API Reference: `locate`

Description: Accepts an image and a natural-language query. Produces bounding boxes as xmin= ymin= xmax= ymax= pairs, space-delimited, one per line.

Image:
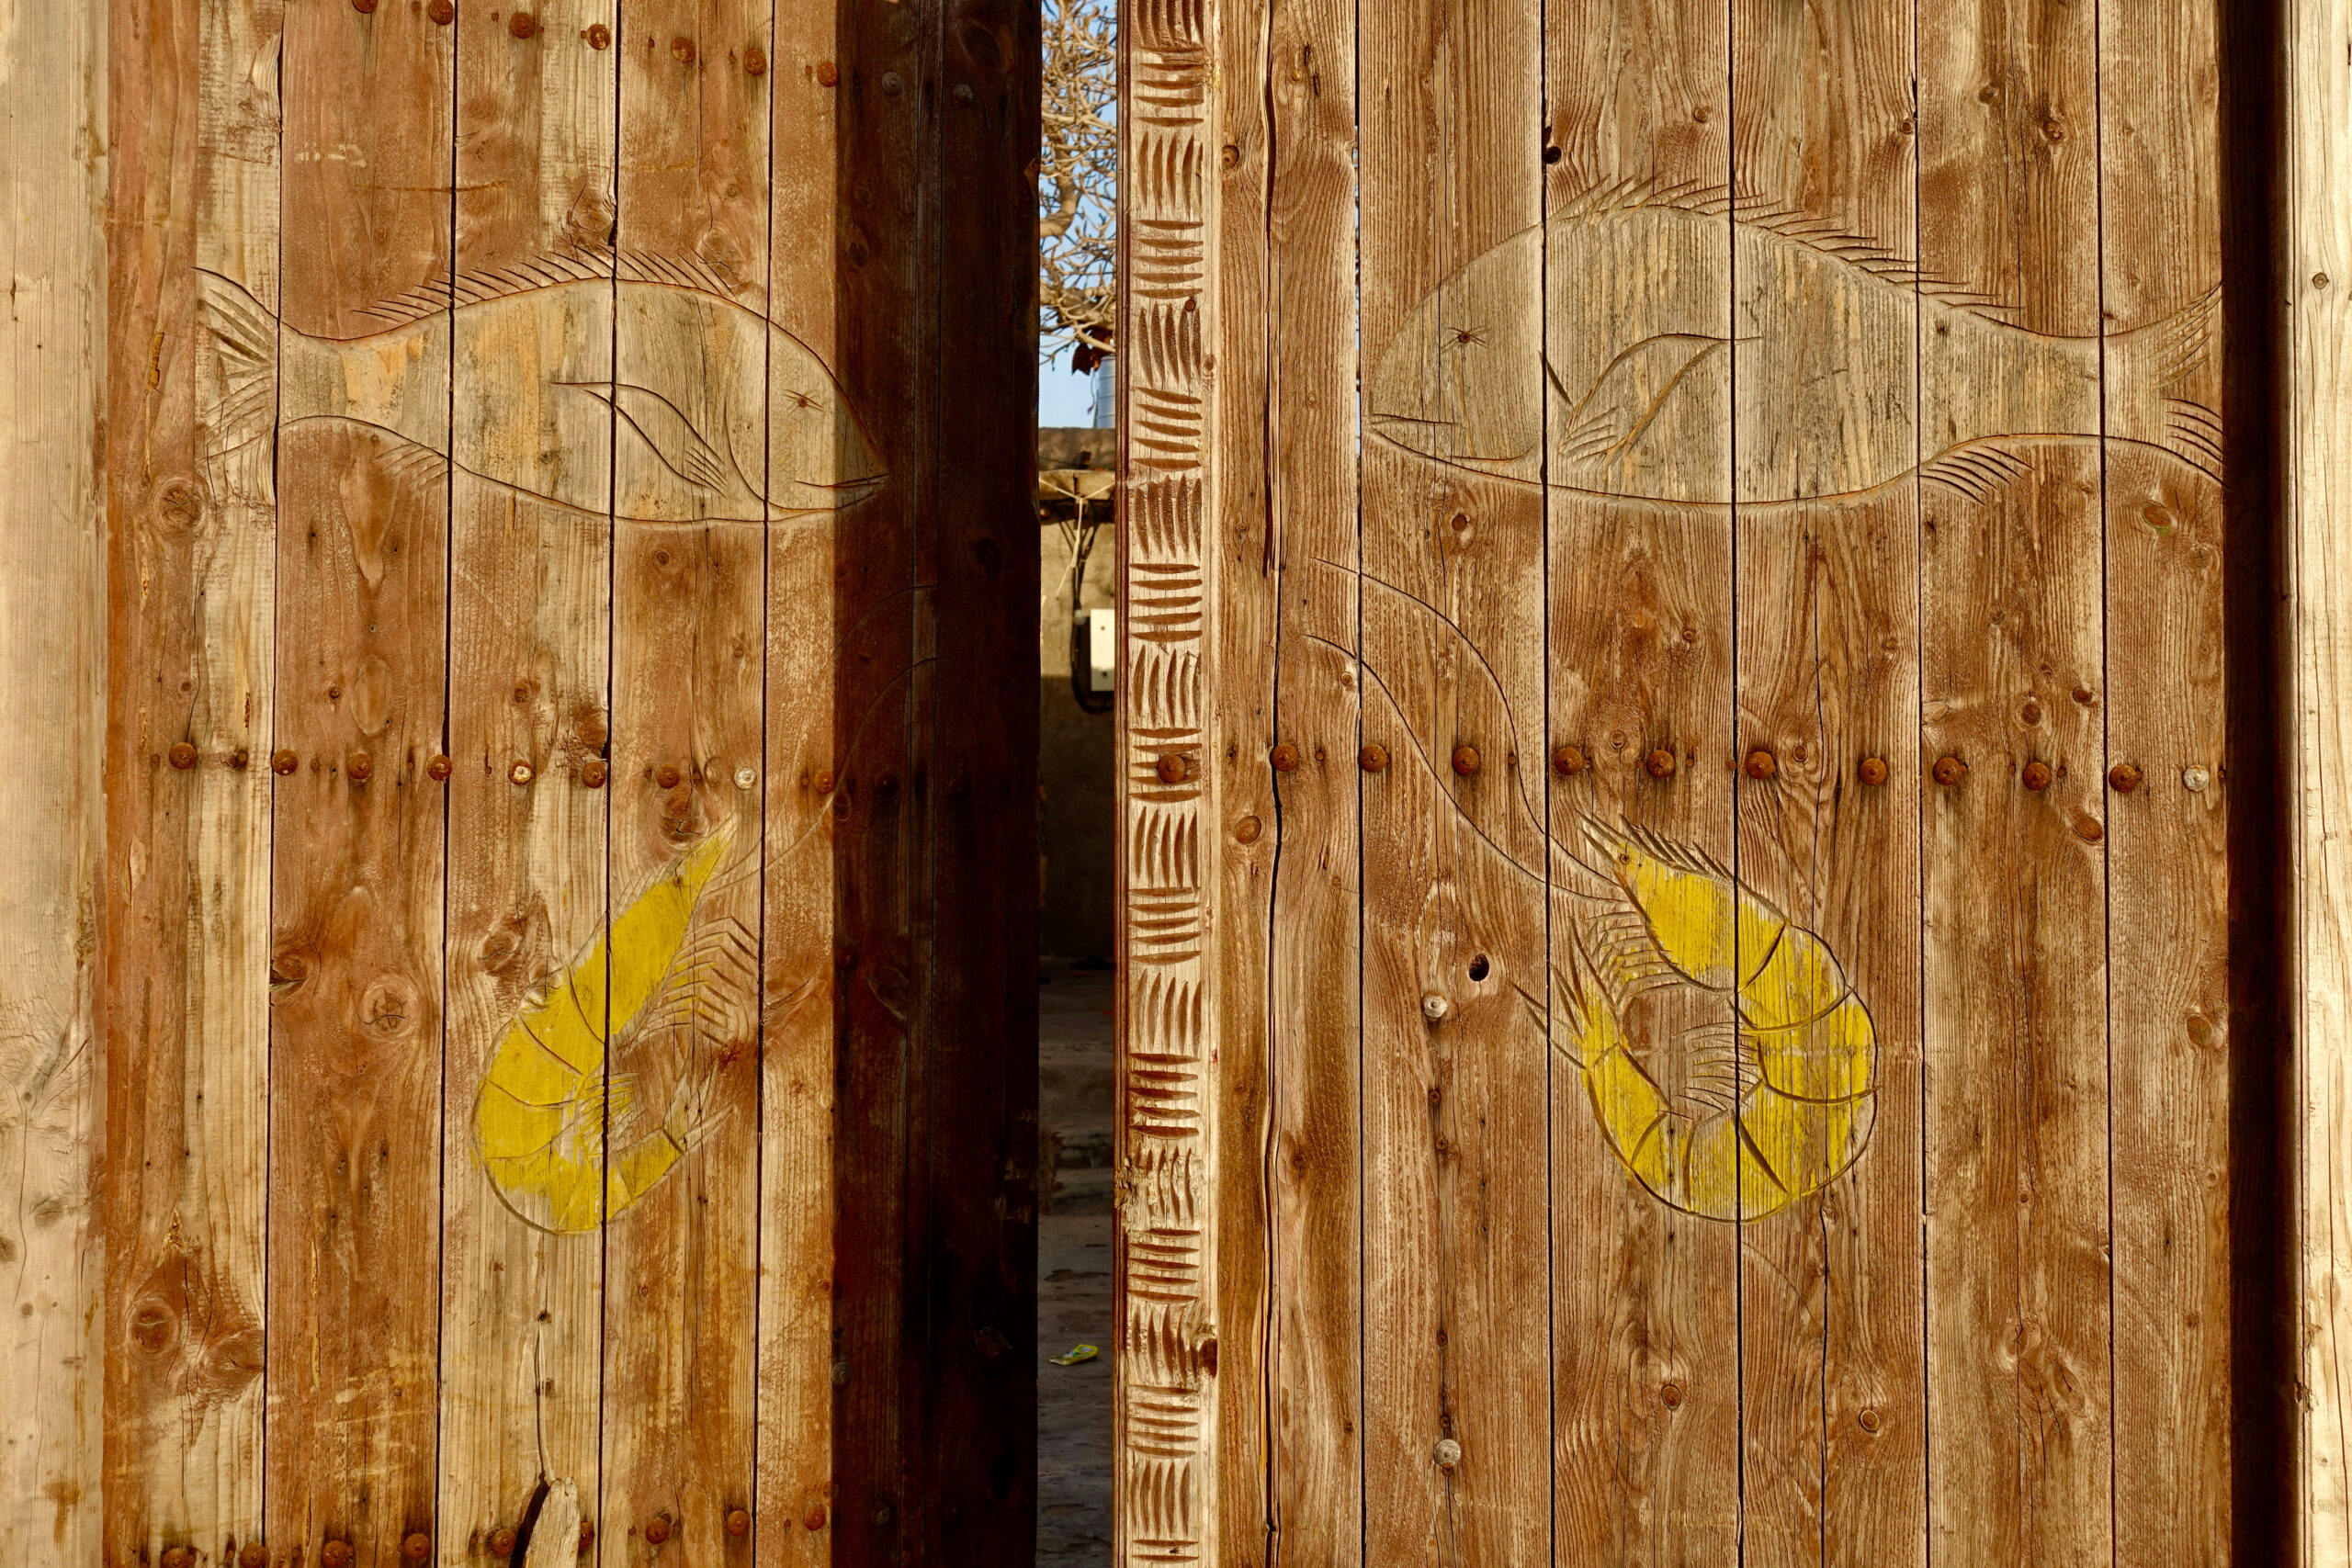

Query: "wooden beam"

xmin=2292 ymin=2 xmax=2352 ymax=1561
xmin=2 ymin=0 xmax=107 ymax=1560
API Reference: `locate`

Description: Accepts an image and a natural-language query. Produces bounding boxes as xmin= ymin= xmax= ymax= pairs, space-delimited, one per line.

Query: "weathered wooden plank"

xmin=98 ymin=0 xmax=277 ymax=1562
xmin=757 ymin=0 xmax=842 ymax=1557
xmin=1358 ymin=0 xmax=1550 ymax=1558
xmin=914 ymin=0 xmax=1040 ymax=1557
xmin=605 ymin=3 xmax=772 ymax=1556
xmin=4 ymin=0 xmax=107 ymax=1559
xmin=1544 ymin=3 xmax=1743 ymax=1560
xmin=826 ymin=0 xmax=933 ymax=1555
xmin=266 ymin=3 xmax=453 ymax=1562
xmin=2099 ymin=3 xmax=2233 ymax=1562
xmin=2291 ymin=0 xmax=2352 ymax=1559
xmin=1118 ymin=0 xmax=1226 ymax=1562
xmin=1917 ymin=2 xmax=2112 ymax=1561
xmin=1245 ymin=0 xmax=1363 ymax=1559
xmin=438 ymin=6 xmax=617 ymax=1561
xmin=1725 ymin=6 xmax=1926 ymax=1565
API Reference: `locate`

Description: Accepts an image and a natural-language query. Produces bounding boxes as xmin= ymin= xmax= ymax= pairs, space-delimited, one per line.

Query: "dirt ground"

xmin=1037 ymin=962 xmax=1116 ymax=1566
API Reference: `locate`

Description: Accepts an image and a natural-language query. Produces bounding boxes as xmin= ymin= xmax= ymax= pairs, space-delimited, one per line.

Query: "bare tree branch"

xmin=1039 ymin=0 xmax=1114 ymax=366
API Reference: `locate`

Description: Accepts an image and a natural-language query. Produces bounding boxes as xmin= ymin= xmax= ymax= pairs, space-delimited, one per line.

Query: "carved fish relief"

xmin=1367 ymin=182 xmax=2222 ymax=505
xmin=196 ymin=249 xmax=885 ymax=523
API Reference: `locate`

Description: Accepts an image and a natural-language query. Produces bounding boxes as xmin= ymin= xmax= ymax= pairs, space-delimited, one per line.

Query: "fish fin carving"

xmin=194 ymin=270 xmax=285 ymax=459
xmin=2109 ymin=285 xmax=2225 ymax=482
xmin=561 ymin=380 xmax=735 ymax=493
xmin=1549 ymin=179 xmax=2016 ymax=314
xmin=343 ymin=246 xmax=744 ymax=334
xmin=1919 ymin=440 xmax=2037 ymax=504
xmin=372 ymin=438 xmax=450 ymax=491
xmin=1549 ymin=333 xmax=1734 ymax=468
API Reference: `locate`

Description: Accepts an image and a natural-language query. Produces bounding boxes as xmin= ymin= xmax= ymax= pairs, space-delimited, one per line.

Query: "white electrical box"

xmin=1077 ymin=607 xmax=1117 ymax=695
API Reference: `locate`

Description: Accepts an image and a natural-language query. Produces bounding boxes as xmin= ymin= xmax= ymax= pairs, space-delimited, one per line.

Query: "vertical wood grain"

xmin=759 ymin=0 xmax=841 ymax=1557
xmin=5 ymin=0 xmax=107 ymax=1560
xmin=1917 ymin=2 xmax=2112 ymax=1562
xmin=266 ymin=2 xmax=453 ymax=1562
xmin=826 ymin=0 xmax=933 ymax=1553
xmin=1258 ymin=0 xmax=1363 ymax=1560
xmin=438 ymin=7 xmax=617 ymax=1561
xmin=605 ymin=3 xmax=771 ymax=1557
xmin=1726 ymin=6 xmax=1927 ymax=1565
xmin=1359 ymin=0 xmax=1551 ymax=1562
xmin=2100 ymin=2 xmax=2233 ymax=1562
xmin=1117 ymin=0 xmax=1222 ymax=1563
xmin=1545 ymin=3 xmax=1743 ymax=1560
xmin=917 ymin=0 xmax=1040 ymax=1555
xmin=99 ymin=0 xmax=277 ymax=1562
xmin=1203 ymin=0 xmax=1273 ymax=1560
xmin=2292 ymin=0 xmax=2352 ymax=1559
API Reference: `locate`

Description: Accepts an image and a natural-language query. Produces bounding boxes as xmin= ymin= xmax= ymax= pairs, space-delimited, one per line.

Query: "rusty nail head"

xmin=672 ymin=36 xmax=696 ymax=63
xmin=490 ymin=1525 xmax=518 ymax=1557
xmin=169 ymin=741 xmax=199 ymax=770
xmin=1452 ymin=745 xmax=1481 ymax=777
xmin=804 ymin=1503 xmax=829 ymax=1530
xmin=735 ymin=765 xmax=758 ymax=789
xmin=1432 ymin=1438 xmax=1463 ymax=1469
xmin=1932 ymin=755 xmax=1967 ymax=786
xmin=1858 ymin=756 xmax=1889 ymax=786
xmin=745 ymin=46 xmax=768 ymax=74
xmin=582 ymin=760 xmax=609 ymax=788
xmin=1156 ymin=752 xmax=1186 ymax=784
xmin=727 ymin=1509 xmax=752 ymax=1537
xmin=270 ymin=749 xmax=299 ymax=775
xmin=586 ymin=22 xmax=612 ymax=47
xmin=231 ymin=748 xmax=251 ymax=770
xmin=1359 ymin=743 xmax=1389 ymax=773
xmin=581 ymin=1520 xmax=596 ymax=1548
xmin=1645 ymin=749 xmax=1678 ymax=780
xmin=346 ymin=751 xmax=374 ymax=782
xmin=403 ymin=1533 xmax=432 ymax=1562
xmin=427 ymin=0 xmax=455 ymax=21
xmin=1235 ymin=815 xmax=1261 ymax=844
xmin=509 ymin=12 xmax=537 ymax=37
xmin=1858 ymin=1407 xmax=1883 ymax=1434
xmin=953 ymin=82 xmax=975 ymax=103
xmin=816 ymin=60 xmax=839 ymax=85
xmin=1421 ymin=992 xmax=1450 ymax=1022
xmin=510 ymin=761 xmax=536 ymax=786
xmin=322 ymin=1543 xmax=354 ymax=1568
xmin=1551 ymin=744 xmax=1585 ymax=776
xmin=1660 ymin=1381 xmax=1685 ymax=1409
xmin=1744 ymin=749 xmax=1777 ymax=781
xmin=2109 ymin=762 xmax=2143 ymax=794
xmin=882 ymin=71 xmax=905 ymax=95
xmin=2022 ymin=761 xmax=2053 ymax=792
xmin=656 ymin=762 xmax=684 ymax=789
xmin=351 ymin=0 xmax=377 ymax=11
xmin=426 ymin=753 xmax=453 ymax=781
xmin=163 ymin=1549 xmax=196 ymax=1568
xmin=2183 ymin=765 xmax=2212 ymax=793
xmin=813 ymin=769 xmax=836 ymax=794
xmin=646 ymin=1514 xmax=673 ymax=1544
xmin=1270 ymin=742 xmax=1299 ymax=773
xmin=240 ymin=1546 xmax=268 ymax=1568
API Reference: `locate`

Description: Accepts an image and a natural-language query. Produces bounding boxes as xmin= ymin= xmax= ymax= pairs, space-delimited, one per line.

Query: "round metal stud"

xmin=1645 ymin=749 xmax=1678 ymax=780
xmin=2022 ymin=761 xmax=2053 ymax=792
xmin=1744 ymin=749 xmax=1777 ymax=781
xmin=2109 ymin=762 xmax=2143 ymax=795
xmin=1932 ymin=755 xmax=1967 ymax=786
xmin=1858 ymin=756 xmax=1889 ymax=786
xmin=1551 ymin=744 xmax=1585 ymax=776
xmin=1359 ymin=744 xmax=1389 ymax=773
xmin=169 ymin=742 xmax=198 ymax=770
xmin=1451 ymin=745 xmax=1481 ymax=777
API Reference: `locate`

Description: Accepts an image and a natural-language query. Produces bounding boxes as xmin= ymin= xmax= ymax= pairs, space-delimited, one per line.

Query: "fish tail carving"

xmin=2109 ymin=285 xmax=2223 ymax=481
xmin=193 ymin=269 xmax=341 ymax=462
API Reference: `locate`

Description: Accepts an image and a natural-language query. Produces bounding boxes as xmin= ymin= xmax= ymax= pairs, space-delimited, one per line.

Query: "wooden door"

xmin=74 ymin=2 xmax=1035 ymax=1564
xmin=1114 ymin=0 xmax=2286 ymax=1561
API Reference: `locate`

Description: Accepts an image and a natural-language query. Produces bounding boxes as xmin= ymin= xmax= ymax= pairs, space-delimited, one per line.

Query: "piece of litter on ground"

xmin=1050 ymin=1343 xmax=1100 ymax=1366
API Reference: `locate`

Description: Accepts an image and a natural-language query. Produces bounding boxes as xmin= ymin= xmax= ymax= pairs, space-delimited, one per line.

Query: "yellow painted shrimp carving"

xmin=474 ymin=826 xmax=753 ymax=1234
xmin=1533 ymin=820 xmax=1877 ymax=1221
